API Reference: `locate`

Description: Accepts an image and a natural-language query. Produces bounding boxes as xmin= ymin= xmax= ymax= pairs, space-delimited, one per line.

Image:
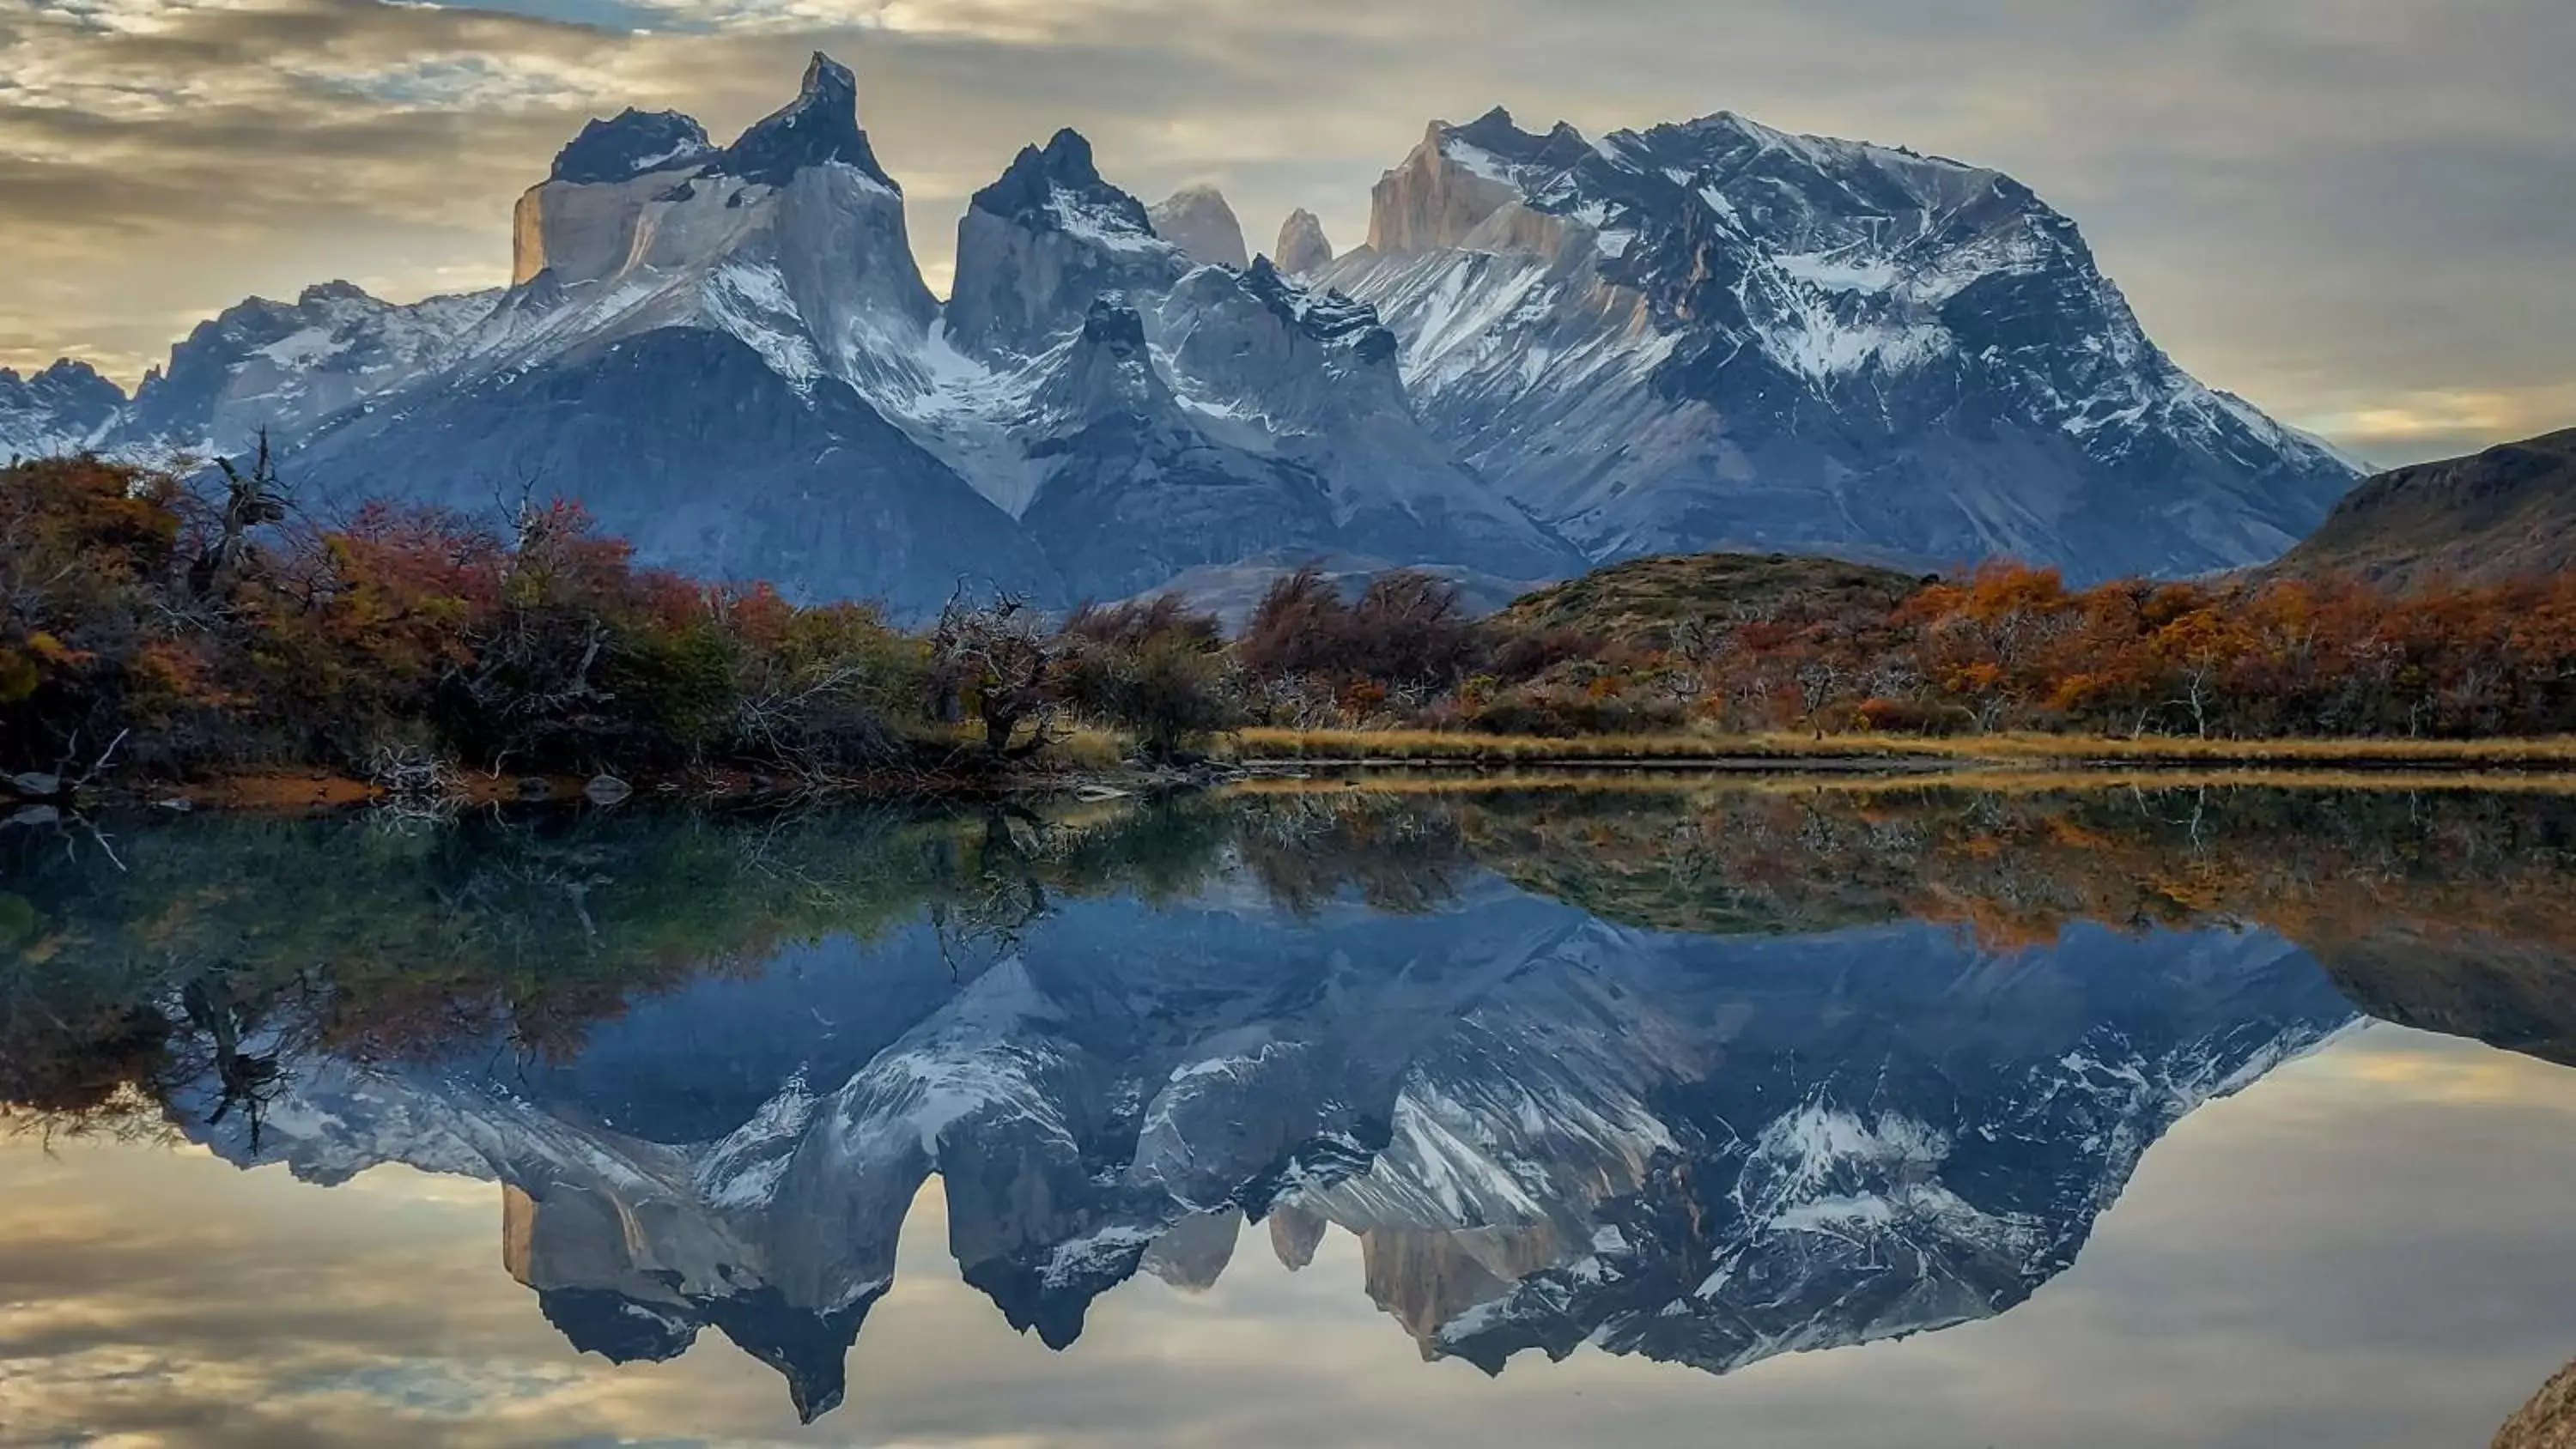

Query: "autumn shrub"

xmin=0 ymin=458 xmax=202 ymax=771
xmin=1058 ymin=595 xmax=1243 ymax=760
xmin=1853 ymin=695 xmax=1971 ymax=735
xmin=1224 ymin=555 xmax=2576 ymax=743
xmin=1465 ymin=681 xmax=1688 ymax=737
xmin=1885 ymin=563 xmax=2576 ymax=740
xmin=0 ymin=461 xmax=945 ymax=784
xmin=228 ymin=503 xmax=502 ymax=764
xmin=1237 ymin=566 xmax=1345 ymax=679
xmin=1485 ymin=626 xmax=1596 ymax=682
xmin=726 ymin=594 xmax=930 ymax=772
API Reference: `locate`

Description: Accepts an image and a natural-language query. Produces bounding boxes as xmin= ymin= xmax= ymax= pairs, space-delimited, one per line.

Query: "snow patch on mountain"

xmin=1041 ymin=1224 xmax=1162 ymax=1290
xmin=702 ymin=261 xmax=827 ymax=387
xmin=1050 ymin=192 xmax=1163 ymax=253
xmin=695 ymin=1072 xmax=823 ymax=1210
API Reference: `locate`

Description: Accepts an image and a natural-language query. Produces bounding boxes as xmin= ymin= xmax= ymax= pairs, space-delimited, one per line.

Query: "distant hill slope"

xmin=2270 ymin=428 xmax=2576 ymax=588
xmin=1492 ymin=551 xmax=1929 ymax=648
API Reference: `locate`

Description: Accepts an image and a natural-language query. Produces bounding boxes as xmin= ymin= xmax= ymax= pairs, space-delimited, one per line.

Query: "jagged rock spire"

xmin=1275 ymin=208 xmax=1334 ymax=273
xmin=717 ymin=52 xmax=898 ymax=190
xmin=543 ymin=56 xmax=897 ymax=192
xmin=945 ymin=128 xmax=1182 ymax=356
xmin=969 ymin=128 xmax=1150 ymax=235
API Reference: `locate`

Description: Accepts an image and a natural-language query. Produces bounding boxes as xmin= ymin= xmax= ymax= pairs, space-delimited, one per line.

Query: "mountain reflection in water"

xmin=5 ymin=783 xmax=2576 ymax=1429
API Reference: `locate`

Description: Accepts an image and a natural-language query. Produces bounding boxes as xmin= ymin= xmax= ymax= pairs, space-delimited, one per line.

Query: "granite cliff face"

xmin=1275 ymin=208 xmax=1337 ymax=274
xmin=1148 ymin=184 xmax=1251 ymax=270
xmin=285 ymin=54 xmax=1036 ymax=615
xmin=289 ymin=329 xmax=1054 ymax=616
xmin=497 ymin=52 xmax=939 ymax=396
xmin=6 ymin=58 xmax=2361 ymax=603
xmin=889 ymin=124 xmax=1584 ymax=587
xmin=328 ymin=64 xmax=1572 ymax=602
xmin=1005 ymin=295 xmax=1343 ymax=596
xmin=2495 ymin=1358 xmax=2576 ymax=1449
xmin=945 ymin=130 xmax=1187 ymax=360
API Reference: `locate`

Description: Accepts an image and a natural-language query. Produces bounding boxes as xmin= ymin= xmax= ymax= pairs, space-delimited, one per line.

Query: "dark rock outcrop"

xmin=712 ymin=52 xmax=899 ymax=191
xmin=549 ymin=109 xmax=713 ymax=185
xmin=945 ymin=130 xmax=1186 ymax=357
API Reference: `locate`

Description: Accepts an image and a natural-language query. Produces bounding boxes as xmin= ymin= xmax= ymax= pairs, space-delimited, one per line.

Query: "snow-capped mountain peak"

xmin=975 ymin=130 xmax=1158 ymax=247
xmin=1236 ymin=257 xmax=1396 ymax=367
xmin=944 ymin=129 xmax=1190 ymax=361
xmin=1033 ymin=294 xmax=1170 ymax=418
xmin=1321 ymin=104 xmax=2360 ymax=578
xmin=492 ymin=49 xmax=937 ymax=400
xmin=0 ymin=359 xmax=124 ymax=458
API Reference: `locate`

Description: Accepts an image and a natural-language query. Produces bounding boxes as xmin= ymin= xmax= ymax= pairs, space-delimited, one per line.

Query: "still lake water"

xmin=5 ymin=781 xmax=2576 ymax=1446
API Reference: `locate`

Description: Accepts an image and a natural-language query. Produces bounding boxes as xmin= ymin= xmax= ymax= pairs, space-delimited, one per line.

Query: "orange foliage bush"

xmin=1443 ymin=559 xmax=2576 ymax=741
xmin=0 ymin=459 xmax=933 ymax=780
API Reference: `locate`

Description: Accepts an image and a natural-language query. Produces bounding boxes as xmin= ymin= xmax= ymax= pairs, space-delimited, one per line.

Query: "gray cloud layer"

xmin=2 ymin=0 xmax=2567 ymax=464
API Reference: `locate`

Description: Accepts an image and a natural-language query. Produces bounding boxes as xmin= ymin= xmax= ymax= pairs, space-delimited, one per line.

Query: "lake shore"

xmin=27 ymin=728 xmax=2576 ymax=817
xmin=1219 ymin=728 xmax=2576 ymax=773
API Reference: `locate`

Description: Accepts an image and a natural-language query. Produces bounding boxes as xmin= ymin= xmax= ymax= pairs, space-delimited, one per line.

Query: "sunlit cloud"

xmin=2311 ymin=385 xmax=2576 ymax=450
xmin=22 ymin=0 xmax=276 ymax=36
xmin=285 ymin=51 xmax=633 ymax=112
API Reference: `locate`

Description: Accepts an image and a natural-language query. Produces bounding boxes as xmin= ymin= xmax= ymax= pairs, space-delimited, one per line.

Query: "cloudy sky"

xmin=0 ymin=0 xmax=2567 ymax=464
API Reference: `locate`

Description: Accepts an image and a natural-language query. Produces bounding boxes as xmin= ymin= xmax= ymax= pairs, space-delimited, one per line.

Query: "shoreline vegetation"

xmin=9 ymin=453 xmax=2576 ymax=815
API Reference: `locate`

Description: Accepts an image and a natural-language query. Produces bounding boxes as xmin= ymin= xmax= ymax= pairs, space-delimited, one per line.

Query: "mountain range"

xmin=1 ymin=53 xmax=2364 ymax=612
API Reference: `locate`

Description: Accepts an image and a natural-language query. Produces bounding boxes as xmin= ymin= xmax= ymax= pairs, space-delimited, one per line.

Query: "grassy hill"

xmin=2270 ymin=427 xmax=2576 ymax=588
xmin=1491 ymin=551 xmax=1931 ymax=647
